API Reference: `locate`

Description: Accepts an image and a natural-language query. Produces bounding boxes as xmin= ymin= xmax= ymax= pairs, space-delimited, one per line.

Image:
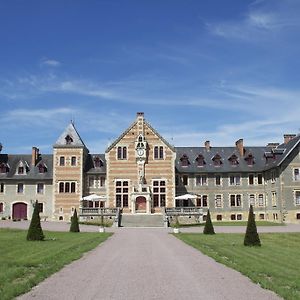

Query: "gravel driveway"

xmin=13 ymin=225 xmax=283 ymax=300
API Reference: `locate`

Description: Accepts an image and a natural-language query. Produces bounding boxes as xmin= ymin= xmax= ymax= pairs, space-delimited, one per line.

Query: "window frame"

xmin=36 ymin=183 xmax=44 ymax=194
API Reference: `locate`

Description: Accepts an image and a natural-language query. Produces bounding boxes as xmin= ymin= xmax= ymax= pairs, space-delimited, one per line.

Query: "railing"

xmin=165 ymin=207 xmax=203 ymax=215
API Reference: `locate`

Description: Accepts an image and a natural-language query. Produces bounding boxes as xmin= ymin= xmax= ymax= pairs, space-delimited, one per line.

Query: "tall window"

xmin=215 ymin=194 xmax=222 ymax=208
xmin=18 ymin=166 xmax=24 ymax=174
xmin=245 ymin=153 xmax=254 ymax=166
xmin=248 ymin=194 xmax=255 ymax=207
xmin=196 ymin=195 xmax=208 ymax=207
xmin=59 ymin=156 xmax=65 ymax=166
xmin=258 ymin=194 xmax=265 ymax=207
xmin=229 ymin=175 xmax=241 ymax=186
xmin=71 ymin=156 xmax=76 ymax=166
xmin=0 ymin=163 xmax=7 ymax=173
xmin=215 ymin=175 xmax=221 ymax=186
xmin=152 ymin=180 xmax=166 ymax=207
xmin=257 ymin=174 xmax=263 ymax=185
xmin=248 ymin=174 xmax=254 ymax=185
xmin=196 ymin=175 xmax=207 ymax=186
xmin=38 ymin=203 xmax=43 ymax=213
xmin=88 ymin=176 xmax=95 ymax=188
xmin=295 ymin=191 xmax=300 ymax=205
xmin=272 ymin=191 xmax=277 ymax=207
xmin=17 ymin=183 xmax=24 ymax=194
xmin=116 ymin=180 xmax=129 ymax=207
xmin=100 ymin=176 xmax=105 ymax=187
xmin=0 ymin=202 xmax=3 ymax=212
xmin=117 ymin=146 xmax=127 ymax=160
xmin=58 ymin=182 xmax=76 ymax=193
xmin=154 ymin=146 xmax=164 ymax=159
xmin=182 ymin=175 xmax=188 ymax=186
xmin=230 ymin=194 xmax=241 ymax=207
xmin=37 ymin=183 xmax=44 ymax=194
xmin=271 ymin=170 xmax=276 ymax=183
xmin=0 ymin=183 xmax=4 ymax=193
xmin=293 ymin=168 xmax=300 ymax=181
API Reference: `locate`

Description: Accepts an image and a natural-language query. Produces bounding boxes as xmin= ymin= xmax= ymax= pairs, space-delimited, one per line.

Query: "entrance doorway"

xmin=135 ymin=196 xmax=146 ymax=211
xmin=13 ymin=202 xmax=27 ymax=219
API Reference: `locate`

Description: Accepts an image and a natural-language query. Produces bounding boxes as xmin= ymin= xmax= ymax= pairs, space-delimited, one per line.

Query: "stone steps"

xmin=120 ymin=214 xmax=164 ymax=227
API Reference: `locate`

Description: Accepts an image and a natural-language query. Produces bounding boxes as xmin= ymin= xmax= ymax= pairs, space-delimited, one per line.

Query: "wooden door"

xmin=13 ymin=202 xmax=27 ymax=219
xmin=136 ymin=196 xmax=146 ymax=211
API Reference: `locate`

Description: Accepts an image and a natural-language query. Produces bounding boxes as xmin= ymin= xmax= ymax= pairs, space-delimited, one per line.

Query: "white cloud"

xmin=41 ymin=59 xmax=61 ymax=67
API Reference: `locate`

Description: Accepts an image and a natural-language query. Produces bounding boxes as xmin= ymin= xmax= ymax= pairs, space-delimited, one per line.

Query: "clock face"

xmin=137 ymin=149 xmax=144 ymax=156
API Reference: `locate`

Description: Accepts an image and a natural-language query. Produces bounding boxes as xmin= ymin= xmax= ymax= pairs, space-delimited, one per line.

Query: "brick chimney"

xmin=235 ymin=139 xmax=244 ymax=156
xmin=31 ymin=147 xmax=39 ymax=166
xmin=204 ymin=141 xmax=211 ymax=151
xmin=284 ymin=134 xmax=296 ymax=144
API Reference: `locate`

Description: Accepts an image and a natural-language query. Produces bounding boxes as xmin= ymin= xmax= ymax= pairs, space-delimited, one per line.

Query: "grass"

xmin=0 ymin=228 xmax=112 ymax=300
xmin=171 ymin=221 xmax=283 ymax=227
xmin=175 ymin=232 xmax=300 ymax=300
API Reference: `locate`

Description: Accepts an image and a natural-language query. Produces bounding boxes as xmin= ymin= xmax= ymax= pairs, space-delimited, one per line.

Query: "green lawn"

xmin=175 ymin=232 xmax=300 ymax=300
xmin=0 ymin=228 xmax=112 ymax=300
xmin=173 ymin=221 xmax=283 ymax=227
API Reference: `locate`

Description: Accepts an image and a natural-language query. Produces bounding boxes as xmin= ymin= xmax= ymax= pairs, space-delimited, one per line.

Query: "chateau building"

xmin=1 ymin=112 xmax=300 ymax=223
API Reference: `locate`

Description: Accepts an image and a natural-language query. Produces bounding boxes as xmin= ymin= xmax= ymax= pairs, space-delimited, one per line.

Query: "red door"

xmin=13 ymin=202 xmax=27 ymax=219
xmin=136 ymin=196 xmax=146 ymax=211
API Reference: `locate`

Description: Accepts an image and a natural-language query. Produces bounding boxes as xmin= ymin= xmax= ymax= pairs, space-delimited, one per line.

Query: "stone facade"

xmin=0 ymin=112 xmax=300 ymax=223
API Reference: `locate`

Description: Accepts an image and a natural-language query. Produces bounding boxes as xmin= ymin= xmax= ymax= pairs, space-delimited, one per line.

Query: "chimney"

xmin=266 ymin=142 xmax=280 ymax=149
xmin=284 ymin=134 xmax=296 ymax=144
xmin=235 ymin=139 xmax=244 ymax=156
xmin=204 ymin=141 xmax=211 ymax=151
xmin=31 ymin=147 xmax=39 ymax=166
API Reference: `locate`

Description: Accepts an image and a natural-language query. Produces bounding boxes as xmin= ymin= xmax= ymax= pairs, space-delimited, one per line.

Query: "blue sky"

xmin=1 ymin=0 xmax=300 ymax=154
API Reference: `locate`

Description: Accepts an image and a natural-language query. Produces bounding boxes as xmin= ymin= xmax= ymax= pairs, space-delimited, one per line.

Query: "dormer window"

xmin=212 ymin=154 xmax=222 ymax=167
xmin=264 ymin=152 xmax=275 ymax=163
xmin=180 ymin=154 xmax=190 ymax=167
xmin=0 ymin=163 xmax=8 ymax=173
xmin=94 ymin=156 xmax=103 ymax=168
xmin=65 ymin=135 xmax=73 ymax=145
xmin=228 ymin=154 xmax=239 ymax=166
xmin=18 ymin=166 xmax=24 ymax=174
xmin=37 ymin=163 xmax=47 ymax=173
xmin=195 ymin=154 xmax=205 ymax=167
xmin=245 ymin=153 xmax=254 ymax=166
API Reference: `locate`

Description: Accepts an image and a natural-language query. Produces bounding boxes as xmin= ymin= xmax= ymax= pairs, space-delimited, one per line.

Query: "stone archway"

xmin=136 ymin=196 xmax=146 ymax=212
xmin=13 ymin=202 xmax=27 ymax=219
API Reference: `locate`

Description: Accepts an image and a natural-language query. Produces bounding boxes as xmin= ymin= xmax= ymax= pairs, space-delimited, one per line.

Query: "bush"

xmin=70 ymin=208 xmax=80 ymax=232
xmin=244 ymin=205 xmax=261 ymax=246
xmin=27 ymin=200 xmax=45 ymax=241
xmin=203 ymin=209 xmax=215 ymax=234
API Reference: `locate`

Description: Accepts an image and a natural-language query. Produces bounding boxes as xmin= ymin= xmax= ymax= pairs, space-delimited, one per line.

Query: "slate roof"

xmin=0 ymin=154 xmax=53 ymax=180
xmin=175 ymin=134 xmax=300 ymax=173
xmin=85 ymin=154 xmax=106 ymax=174
xmin=53 ymin=122 xmax=87 ymax=149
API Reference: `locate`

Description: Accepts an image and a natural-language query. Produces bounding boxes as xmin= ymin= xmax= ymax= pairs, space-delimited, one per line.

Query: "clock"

xmin=137 ymin=148 xmax=144 ymax=156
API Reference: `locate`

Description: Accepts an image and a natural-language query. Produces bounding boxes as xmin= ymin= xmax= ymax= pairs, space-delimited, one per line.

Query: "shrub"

xmin=203 ymin=209 xmax=215 ymax=234
xmin=244 ymin=205 xmax=261 ymax=246
xmin=70 ymin=208 xmax=80 ymax=232
xmin=27 ymin=200 xmax=45 ymax=241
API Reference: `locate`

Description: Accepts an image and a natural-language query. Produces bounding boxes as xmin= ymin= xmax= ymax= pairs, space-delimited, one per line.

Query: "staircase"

xmin=120 ymin=214 xmax=164 ymax=227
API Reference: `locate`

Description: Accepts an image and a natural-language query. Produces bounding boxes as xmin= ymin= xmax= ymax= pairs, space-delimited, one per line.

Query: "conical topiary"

xmin=70 ymin=208 xmax=80 ymax=232
xmin=27 ymin=200 xmax=44 ymax=241
xmin=244 ymin=205 xmax=261 ymax=246
xmin=203 ymin=209 xmax=215 ymax=234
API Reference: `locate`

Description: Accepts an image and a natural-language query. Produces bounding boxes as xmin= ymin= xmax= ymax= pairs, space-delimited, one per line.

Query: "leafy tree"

xmin=244 ymin=205 xmax=261 ymax=246
xmin=203 ymin=209 xmax=215 ymax=234
xmin=27 ymin=200 xmax=44 ymax=241
xmin=70 ymin=208 xmax=80 ymax=232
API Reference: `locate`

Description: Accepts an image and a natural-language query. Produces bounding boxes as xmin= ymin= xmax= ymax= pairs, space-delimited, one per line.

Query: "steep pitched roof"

xmin=53 ymin=122 xmax=87 ymax=149
xmin=105 ymin=118 xmax=175 ymax=153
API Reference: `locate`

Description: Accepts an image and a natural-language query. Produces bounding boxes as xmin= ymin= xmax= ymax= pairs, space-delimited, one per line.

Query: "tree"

xmin=70 ymin=208 xmax=80 ymax=232
xmin=203 ymin=209 xmax=215 ymax=234
xmin=244 ymin=205 xmax=261 ymax=246
xmin=27 ymin=200 xmax=44 ymax=241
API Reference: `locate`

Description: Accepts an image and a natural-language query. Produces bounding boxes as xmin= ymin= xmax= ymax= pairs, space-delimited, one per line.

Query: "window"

xmin=249 ymin=194 xmax=255 ymax=207
xmin=293 ymin=168 xmax=300 ymax=181
xmin=258 ymin=194 xmax=265 ymax=207
xmin=0 ymin=163 xmax=7 ymax=173
xmin=231 ymin=214 xmax=236 ymax=220
xmin=259 ymin=213 xmax=265 ymax=220
xmin=117 ymin=146 xmax=127 ymax=160
xmin=180 ymin=154 xmax=190 ymax=167
xmin=237 ymin=214 xmax=242 ymax=220
xmin=196 ymin=175 xmax=207 ymax=186
xmin=245 ymin=154 xmax=254 ymax=166
xmin=59 ymin=156 xmax=65 ymax=166
xmin=230 ymin=194 xmax=241 ymax=207
xmin=0 ymin=183 xmax=4 ymax=193
xmin=37 ymin=203 xmax=43 ymax=213
xmin=65 ymin=135 xmax=73 ymax=144
xmin=229 ymin=175 xmax=241 ymax=186
xmin=37 ymin=183 xmax=44 ymax=194
xmin=272 ymin=191 xmax=277 ymax=207
xmin=228 ymin=154 xmax=239 ymax=166
xmin=257 ymin=174 xmax=263 ymax=185
xmin=215 ymin=175 xmax=221 ymax=186
xmin=296 ymin=213 xmax=300 ymax=220
xmin=182 ymin=175 xmax=188 ymax=186
xmin=18 ymin=166 xmax=24 ymax=174
xmin=248 ymin=174 xmax=254 ymax=185
xmin=94 ymin=157 xmax=103 ymax=168
xmin=58 ymin=182 xmax=76 ymax=193
xmin=17 ymin=183 xmax=24 ymax=194
xmin=295 ymin=191 xmax=300 ymax=205
xmin=154 ymin=146 xmax=164 ymax=159
xmin=175 ymin=175 xmax=179 ymax=186
xmin=196 ymin=195 xmax=208 ymax=207
xmin=212 ymin=154 xmax=222 ymax=167
xmin=89 ymin=176 xmax=95 ymax=188
xmin=196 ymin=154 xmax=205 ymax=167
xmin=115 ymin=180 xmax=129 ymax=207
xmin=38 ymin=163 xmax=46 ymax=173
xmin=217 ymin=214 xmax=222 ymax=221
xmin=100 ymin=176 xmax=105 ymax=187
xmin=215 ymin=194 xmax=223 ymax=208
xmin=0 ymin=202 xmax=3 ymax=212
xmin=152 ymin=180 xmax=166 ymax=207
xmin=271 ymin=170 xmax=276 ymax=183
xmin=71 ymin=156 xmax=76 ymax=166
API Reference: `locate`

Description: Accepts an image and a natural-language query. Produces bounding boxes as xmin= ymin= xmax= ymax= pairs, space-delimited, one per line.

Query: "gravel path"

xmin=15 ymin=227 xmax=282 ymax=300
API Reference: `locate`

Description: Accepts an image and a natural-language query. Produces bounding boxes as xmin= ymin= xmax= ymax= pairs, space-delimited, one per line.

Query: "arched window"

xmin=71 ymin=182 xmax=76 ymax=193
xmin=59 ymin=182 xmax=64 ymax=193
